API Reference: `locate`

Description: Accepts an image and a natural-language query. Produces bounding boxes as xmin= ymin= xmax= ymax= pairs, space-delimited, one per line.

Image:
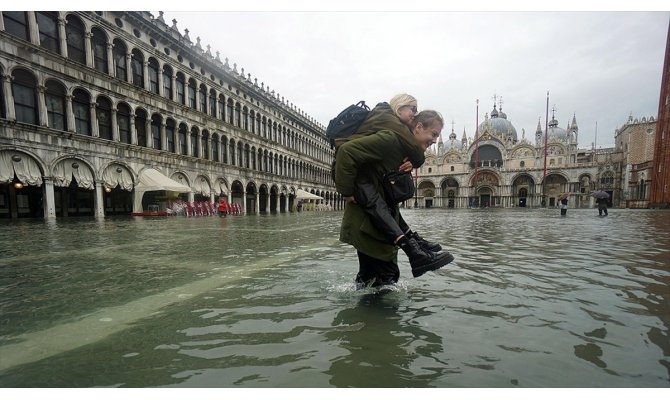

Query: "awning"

xmin=136 ymin=168 xmax=192 ymax=192
xmin=133 ymin=168 xmax=191 ymax=212
xmin=295 ymin=188 xmax=323 ymax=200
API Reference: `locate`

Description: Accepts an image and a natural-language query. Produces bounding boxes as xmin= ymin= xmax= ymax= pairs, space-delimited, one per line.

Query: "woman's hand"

xmin=398 ymin=157 xmax=413 ymax=172
xmin=344 ymin=196 xmax=357 ymax=204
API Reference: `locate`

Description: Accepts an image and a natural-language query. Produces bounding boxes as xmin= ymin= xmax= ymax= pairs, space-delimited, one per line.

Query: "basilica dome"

xmin=478 ymin=105 xmax=518 ymax=142
xmin=546 ymin=115 xmax=568 ymax=140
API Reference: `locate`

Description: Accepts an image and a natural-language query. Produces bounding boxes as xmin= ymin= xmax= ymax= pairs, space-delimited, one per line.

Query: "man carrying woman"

xmin=335 ymin=94 xmax=454 ymax=288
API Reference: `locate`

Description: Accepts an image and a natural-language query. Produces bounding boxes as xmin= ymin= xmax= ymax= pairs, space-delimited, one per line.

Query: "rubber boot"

xmin=407 ymin=230 xmax=442 ymax=252
xmin=397 ymin=236 xmax=454 ymax=278
xmin=354 ymin=180 xmax=405 ymax=242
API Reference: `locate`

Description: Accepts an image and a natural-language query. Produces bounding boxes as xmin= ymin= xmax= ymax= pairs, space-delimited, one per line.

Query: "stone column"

xmin=0 ymin=12 xmax=5 ymax=30
xmin=142 ymin=61 xmax=149 ymax=89
xmin=188 ymin=191 xmax=194 ymax=203
xmin=157 ymin=61 xmax=163 ymax=97
xmin=264 ymin=193 xmax=270 ymax=213
xmin=111 ymin=107 xmax=119 ymax=142
xmin=90 ymin=102 xmax=98 ymax=137
xmin=58 ymin=17 xmax=67 ymax=58
xmin=144 ymin=118 xmax=151 ymax=148
xmin=27 ymin=11 xmax=40 ymax=46
xmin=160 ymin=121 xmax=166 ymax=151
xmin=37 ymin=84 xmax=48 ymax=126
xmin=94 ymin=181 xmax=105 ymax=219
xmin=2 ymin=74 xmax=16 ymax=121
xmin=106 ymin=43 xmax=114 ymax=75
xmin=65 ymin=94 xmax=75 ymax=132
xmin=185 ymin=130 xmax=192 ymax=156
xmin=125 ymin=53 xmax=132 ymax=83
xmin=43 ymin=177 xmax=56 ymax=219
xmin=171 ymin=74 xmax=177 ymax=101
xmin=84 ymin=31 xmax=93 ymax=68
xmin=130 ymin=113 xmax=137 ymax=145
xmin=255 ymin=192 xmax=260 ymax=214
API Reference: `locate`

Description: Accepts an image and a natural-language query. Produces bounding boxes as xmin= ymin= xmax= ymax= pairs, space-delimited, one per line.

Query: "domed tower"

xmin=478 ymin=103 xmax=518 ymax=145
xmin=546 ymin=110 xmax=568 ymax=142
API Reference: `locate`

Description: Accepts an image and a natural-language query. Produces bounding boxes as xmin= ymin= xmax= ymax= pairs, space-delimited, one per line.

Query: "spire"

xmin=536 ymin=118 xmax=543 ymax=134
xmin=571 ymin=113 xmax=578 ymax=129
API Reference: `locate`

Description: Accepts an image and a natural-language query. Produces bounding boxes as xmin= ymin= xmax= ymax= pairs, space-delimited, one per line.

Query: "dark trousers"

xmin=355 ymin=251 xmax=400 ymax=288
xmin=560 ymin=208 xmax=567 ymax=216
xmin=598 ymin=206 xmax=608 ymax=216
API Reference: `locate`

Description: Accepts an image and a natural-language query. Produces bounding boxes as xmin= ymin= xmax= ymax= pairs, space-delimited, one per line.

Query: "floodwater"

xmin=0 ymin=208 xmax=669 ymax=388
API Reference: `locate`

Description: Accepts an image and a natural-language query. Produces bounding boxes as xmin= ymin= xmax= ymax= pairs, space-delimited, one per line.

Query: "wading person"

xmin=336 ymin=108 xmax=454 ymax=288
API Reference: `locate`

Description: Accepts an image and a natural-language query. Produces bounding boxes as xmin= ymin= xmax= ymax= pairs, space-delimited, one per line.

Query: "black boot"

xmin=397 ymin=236 xmax=454 ymax=278
xmin=408 ymin=230 xmax=442 ymax=252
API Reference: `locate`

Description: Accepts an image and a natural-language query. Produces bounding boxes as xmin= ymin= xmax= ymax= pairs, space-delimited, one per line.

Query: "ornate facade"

xmin=615 ymin=115 xmax=657 ymax=208
xmin=414 ymin=101 xmax=626 ymax=209
xmin=0 ymin=11 xmax=338 ymax=219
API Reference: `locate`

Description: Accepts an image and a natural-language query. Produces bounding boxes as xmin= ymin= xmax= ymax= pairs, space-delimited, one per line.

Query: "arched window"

xmin=131 ymin=49 xmax=144 ymax=88
xmin=12 ymin=69 xmax=37 ymax=125
xmin=235 ymin=103 xmax=241 ymax=127
xmin=229 ymin=139 xmax=236 ymax=166
xmin=201 ymin=130 xmax=209 ymax=160
xmin=65 ymin=15 xmax=86 ymax=64
xmin=135 ymin=109 xmax=147 ymax=147
xmin=45 ymin=80 xmax=66 ymax=131
xmin=148 ymin=58 xmax=159 ymax=94
xmin=187 ymin=79 xmax=197 ymax=109
xmin=176 ymin=73 xmax=186 ymax=105
xmin=212 ymin=134 xmax=219 ymax=162
xmin=117 ymin=103 xmax=131 ymax=144
xmin=96 ymin=97 xmax=112 ymax=140
xmin=113 ymin=39 xmax=127 ymax=81
xmin=3 ymin=12 xmax=29 ymax=41
xmin=199 ymin=84 xmax=207 ymax=112
xmin=36 ymin=11 xmax=59 ymax=53
xmin=244 ymin=144 xmax=250 ymax=168
xmin=151 ymin=114 xmax=161 ymax=150
xmin=256 ymin=115 xmax=261 ymax=135
xmin=209 ymin=89 xmax=217 ymax=117
xmin=218 ymin=94 xmax=225 ymax=121
xmin=72 ymin=89 xmax=91 ymax=136
xmin=250 ymin=111 xmax=256 ymax=134
xmin=227 ymin=99 xmax=234 ymax=124
xmin=237 ymin=141 xmax=243 ymax=166
xmin=190 ymin=127 xmax=199 ymax=156
xmin=162 ymin=65 xmax=173 ymax=100
xmin=91 ymin=27 xmax=108 ymax=74
xmin=178 ymin=123 xmax=187 ymax=155
xmin=222 ymin=137 xmax=228 ymax=164
xmin=243 ymin=107 xmax=249 ymax=131
xmin=166 ymin=119 xmax=176 ymax=153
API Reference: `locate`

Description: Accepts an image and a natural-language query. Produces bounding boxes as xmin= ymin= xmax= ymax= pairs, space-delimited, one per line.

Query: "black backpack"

xmin=325 ymin=101 xmax=370 ymax=149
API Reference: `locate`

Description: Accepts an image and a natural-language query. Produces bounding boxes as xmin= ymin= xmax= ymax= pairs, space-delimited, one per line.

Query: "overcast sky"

xmin=159 ymin=5 xmax=669 ymax=149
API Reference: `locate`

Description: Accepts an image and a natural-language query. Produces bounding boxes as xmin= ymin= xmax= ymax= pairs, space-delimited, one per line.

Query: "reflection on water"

xmin=0 ymin=209 xmax=668 ymax=387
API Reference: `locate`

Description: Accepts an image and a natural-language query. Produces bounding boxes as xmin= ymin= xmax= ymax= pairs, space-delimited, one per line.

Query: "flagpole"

xmin=544 ymin=90 xmax=549 ymax=179
xmin=475 ymin=99 xmax=479 ymax=181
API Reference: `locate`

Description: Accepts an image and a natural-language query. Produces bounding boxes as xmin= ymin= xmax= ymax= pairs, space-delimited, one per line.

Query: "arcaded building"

xmin=0 ymin=11 xmax=337 ymax=219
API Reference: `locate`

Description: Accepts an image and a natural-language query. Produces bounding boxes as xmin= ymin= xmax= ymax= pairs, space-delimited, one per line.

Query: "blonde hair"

xmin=389 ymin=93 xmax=417 ymax=117
xmin=412 ymin=110 xmax=444 ymax=130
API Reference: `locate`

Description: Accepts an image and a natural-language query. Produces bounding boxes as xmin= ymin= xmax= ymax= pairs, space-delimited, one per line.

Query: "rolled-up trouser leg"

xmin=354 ymin=181 xmax=405 ymax=243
